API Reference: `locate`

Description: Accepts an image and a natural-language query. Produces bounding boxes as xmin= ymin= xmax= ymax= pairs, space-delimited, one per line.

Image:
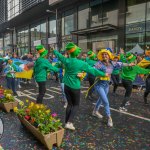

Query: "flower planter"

xmin=0 ymin=101 xmax=18 ymax=112
xmin=18 ymin=115 xmax=64 ymax=150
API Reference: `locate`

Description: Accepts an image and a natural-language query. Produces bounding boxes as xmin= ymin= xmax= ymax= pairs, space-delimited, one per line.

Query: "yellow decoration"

xmin=137 ymin=58 xmax=150 ymax=68
xmin=15 ymin=70 xmax=33 ymax=79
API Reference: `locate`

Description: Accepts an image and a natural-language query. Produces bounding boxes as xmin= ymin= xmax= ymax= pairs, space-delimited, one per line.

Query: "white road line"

xmin=81 ymin=90 xmax=87 ymax=94
xmin=50 ymin=87 xmax=61 ymax=91
xmin=110 ymin=107 xmax=150 ymax=122
xmin=14 ymin=97 xmax=21 ymax=102
xmin=24 ymin=90 xmax=37 ymax=95
xmin=92 ymin=103 xmax=150 ymax=122
xmin=47 ymin=89 xmax=61 ymax=94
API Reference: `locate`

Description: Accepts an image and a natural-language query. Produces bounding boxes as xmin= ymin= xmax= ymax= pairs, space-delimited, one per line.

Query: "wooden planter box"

xmin=18 ymin=115 xmax=64 ymax=150
xmin=0 ymin=101 xmax=18 ymax=112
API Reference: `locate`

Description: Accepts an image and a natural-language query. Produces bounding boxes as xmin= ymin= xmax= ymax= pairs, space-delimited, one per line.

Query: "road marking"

xmin=47 ymin=89 xmax=61 ymax=94
xmin=110 ymin=107 xmax=150 ymax=122
xmin=50 ymin=87 xmax=61 ymax=91
xmin=92 ymin=103 xmax=150 ymax=122
xmin=14 ymin=97 xmax=21 ymax=102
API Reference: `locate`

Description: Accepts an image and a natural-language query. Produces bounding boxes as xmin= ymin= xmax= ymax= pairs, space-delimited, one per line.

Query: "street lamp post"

xmin=46 ymin=9 xmax=58 ymax=50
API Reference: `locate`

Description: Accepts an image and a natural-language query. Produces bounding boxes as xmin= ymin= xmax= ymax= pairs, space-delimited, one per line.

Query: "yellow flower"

xmin=45 ymin=110 xmax=50 ymax=114
xmin=26 ymin=100 xmax=29 ymax=103
xmin=13 ymin=107 xmax=18 ymax=112
xmin=19 ymin=101 xmax=24 ymax=106
xmin=35 ymin=105 xmax=40 ymax=109
xmin=30 ymin=102 xmax=34 ymax=107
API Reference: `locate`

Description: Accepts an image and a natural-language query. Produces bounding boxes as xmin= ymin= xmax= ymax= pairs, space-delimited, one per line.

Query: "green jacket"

xmin=54 ymin=50 xmax=106 ymax=89
xmin=121 ymin=65 xmax=150 ymax=81
xmin=85 ymin=57 xmax=97 ymax=67
xmin=5 ymin=64 xmax=17 ymax=78
xmin=120 ymin=53 xmax=150 ymax=81
xmin=34 ymin=57 xmax=59 ymax=82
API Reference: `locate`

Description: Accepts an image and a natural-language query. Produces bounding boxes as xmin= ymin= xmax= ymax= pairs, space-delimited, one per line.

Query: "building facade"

xmin=0 ymin=0 xmax=150 ymax=56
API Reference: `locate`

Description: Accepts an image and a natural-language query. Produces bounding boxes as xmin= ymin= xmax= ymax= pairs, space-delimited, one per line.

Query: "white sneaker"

xmin=119 ymin=107 xmax=127 ymax=112
xmin=107 ymin=117 xmax=113 ymax=127
xmin=64 ymin=102 xmax=68 ymax=109
xmin=65 ymin=122 xmax=75 ymax=130
xmin=18 ymin=85 xmax=21 ymax=89
xmin=92 ymin=111 xmax=103 ymax=119
xmin=125 ymin=101 xmax=131 ymax=106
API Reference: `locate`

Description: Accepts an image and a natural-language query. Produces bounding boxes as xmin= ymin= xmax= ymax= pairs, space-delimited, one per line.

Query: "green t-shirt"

xmin=53 ymin=50 xmax=106 ymax=89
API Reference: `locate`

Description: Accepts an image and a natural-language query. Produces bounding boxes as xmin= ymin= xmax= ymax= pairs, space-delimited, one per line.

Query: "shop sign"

xmin=33 ymin=40 xmax=41 ymax=46
xmin=49 ymin=0 xmax=63 ymax=5
xmin=126 ymin=22 xmax=145 ymax=34
xmin=48 ymin=37 xmax=56 ymax=44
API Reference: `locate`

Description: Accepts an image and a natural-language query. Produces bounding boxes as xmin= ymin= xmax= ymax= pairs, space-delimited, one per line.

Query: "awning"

xmin=71 ymin=24 xmax=117 ymax=35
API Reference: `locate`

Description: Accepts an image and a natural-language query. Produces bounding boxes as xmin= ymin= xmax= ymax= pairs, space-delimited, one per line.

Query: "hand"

xmin=105 ymin=73 xmax=111 ymax=77
xmin=128 ymin=63 xmax=135 ymax=66
xmin=10 ymin=71 xmax=16 ymax=73
xmin=77 ymin=73 xmax=83 ymax=78
xmin=120 ymin=48 xmax=124 ymax=54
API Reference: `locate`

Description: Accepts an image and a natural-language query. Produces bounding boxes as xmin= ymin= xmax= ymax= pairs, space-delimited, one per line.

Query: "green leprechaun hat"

xmin=126 ymin=52 xmax=136 ymax=63
xmin=65 ymin=42 xmax=81 ymax=57
xmin=87 ymin=50 xmax=96 ymax=60
xmin=36 ymin=45 xmax=48 ymax=57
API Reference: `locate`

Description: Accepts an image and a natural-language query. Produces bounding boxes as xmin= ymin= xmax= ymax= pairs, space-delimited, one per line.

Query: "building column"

xmin=118 ymin=0 xmax=126 ymax=51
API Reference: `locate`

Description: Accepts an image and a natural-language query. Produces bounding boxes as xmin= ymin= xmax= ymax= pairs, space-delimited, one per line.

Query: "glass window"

xmin=62 ymin=15 xmax=65 ymax=36
xmin=90 ymin=0 xmax=102 ymax=27
xmin=64 ymin=9 xmax=74 ymax=35
xmin=126 ymin=33 xmax=145 ymax=51
xmin=146 ymin=32 xmax=150 ymax=48
xmin=41 ymin=22 xmax=46 ymax=39
xmin=102 ymin=0 xmax=118 ymax=26
xmin=35 ymin=24 xmax=41 ymax=40
xmin=126 ymin=0 xmax=146 ymax=24
xmin=49 ymin=18 xmax=56 ymax=37
xmin=78 ymin=3 xmax=89 ymax=29
xmin=7 ymin=0 xmax=20 ymax=20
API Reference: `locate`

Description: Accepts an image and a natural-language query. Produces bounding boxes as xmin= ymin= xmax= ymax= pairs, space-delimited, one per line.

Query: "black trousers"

xmin=64 ymin=85 xmax=80 ymax=123
xmin=144 ymin=76 xmax=150 ymax=102
xmin=88 ymin=74 xmax=95 ymax=96
xmin=120 ymin=79 xmax=133 ymax=107
xmin=111 ymin=74 xmax=120 ymax=93
xmin=37 ymin=81 xmax=46 ymax=104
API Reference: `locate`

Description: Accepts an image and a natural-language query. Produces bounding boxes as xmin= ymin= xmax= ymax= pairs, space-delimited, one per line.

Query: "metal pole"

xmin=56 ymin=9 xmax=58 ymax=50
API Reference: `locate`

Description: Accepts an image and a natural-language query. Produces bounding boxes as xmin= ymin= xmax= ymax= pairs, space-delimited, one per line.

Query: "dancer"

xmin=119 ymin=51 xmax=150 ymax=111
xmin=53 ymin=42 xmax=108 ymax=130
xmin=34 ymin=45 xmax=59 ymax=104
xmin=138 ymin=49 xmax=150 ymax=104
xmin=93 ymin=49 xmax=135 ymax=127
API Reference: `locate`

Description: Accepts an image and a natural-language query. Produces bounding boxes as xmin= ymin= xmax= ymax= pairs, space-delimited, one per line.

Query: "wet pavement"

xmin=0 ymin=80 xmax=150 ymax=150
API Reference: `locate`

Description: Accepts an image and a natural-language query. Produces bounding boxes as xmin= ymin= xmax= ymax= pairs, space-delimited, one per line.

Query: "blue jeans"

xmin=6 ymin=77 xmax=16 ymax=93
xmin=94 ymin=81 xmax=111 ymax=117
xmin=60 ymin=83 xmax=67 ymax=102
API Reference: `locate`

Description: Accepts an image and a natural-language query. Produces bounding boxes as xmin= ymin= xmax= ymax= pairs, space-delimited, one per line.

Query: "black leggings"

xmin=111 ymin=74 xmax=120 ymax=93
xmin=64 ymin=85 xmax=80 ymax=123
xmin=145 ymin=77 xmax=150 ymax=95
xmin=120 ymin=79 xmax=133 ymax=107
xmin=37 ymin=81 xmax=46 ymax=104
xmin=88 ymin=74 xmax=95 ymax=96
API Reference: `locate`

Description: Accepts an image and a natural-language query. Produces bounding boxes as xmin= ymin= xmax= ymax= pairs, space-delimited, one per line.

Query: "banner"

xmin=15 ymin=70 xmax=33 ymax=79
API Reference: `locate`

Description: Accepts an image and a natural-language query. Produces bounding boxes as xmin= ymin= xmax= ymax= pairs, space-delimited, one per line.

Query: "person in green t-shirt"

xmin=119 ymin=50 xmax=150 ymax=112
xmin=34 ymin=45 xmax=59 ymax=104
xmin=53 ymin=42 xmax=108 ymax=130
